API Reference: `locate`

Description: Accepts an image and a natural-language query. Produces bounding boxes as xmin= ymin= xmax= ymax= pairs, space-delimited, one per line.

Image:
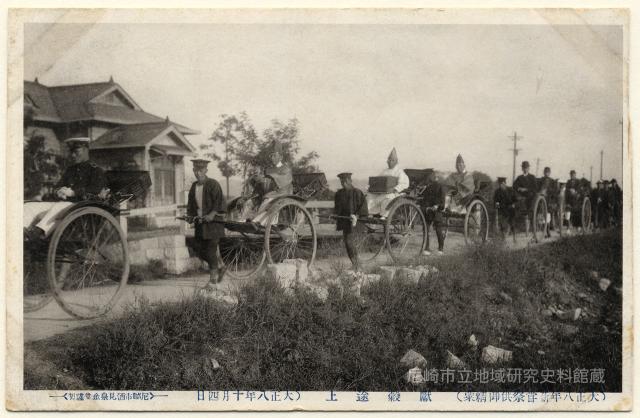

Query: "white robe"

xmin=366 ymin=165 xmax=410 ymax=216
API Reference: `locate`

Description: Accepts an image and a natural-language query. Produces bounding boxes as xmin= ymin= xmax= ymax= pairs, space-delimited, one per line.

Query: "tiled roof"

xmin=48 ymin=82 xmax=114 ymax=120
xmin=91 ymin=122 xmax=196 ymax=153
xmin=24 ymin=81 xmax=60 ymax=121
xmin=23 ymin=80 xmax=198 ymax=134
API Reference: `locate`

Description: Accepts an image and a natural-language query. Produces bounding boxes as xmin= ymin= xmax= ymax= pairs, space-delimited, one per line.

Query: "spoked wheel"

xmin=557 ymin=199 xmax=567 ymax=236
xmin=47 ymin=207 xmax=129 ymax=319
xmin=532 ymin=195 xmax=548 ymax=243
xmin=23 ymin=243 xmax=53 ymax=312
xmin=463 ymin=199 xmax=490 ymax=245
xmin=352 ymin=221 xmax=386 ymax=263
xmin=264 ymin=200 xmax=317 ymax=267
xmin=385 ymin=199 xmax=427 ymax=264
xmin=217 ymin=232 xmax=266 ymax=280
xmin=581 ymin=197 xmax=592 ymax=233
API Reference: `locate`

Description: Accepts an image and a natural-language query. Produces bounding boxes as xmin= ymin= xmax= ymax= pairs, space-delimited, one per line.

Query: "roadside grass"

xmin=25 ymin=230 xmax=622 ymax=392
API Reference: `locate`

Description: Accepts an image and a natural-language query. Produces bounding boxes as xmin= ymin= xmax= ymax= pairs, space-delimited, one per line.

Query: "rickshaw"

xmin=352 ymin=169 xmax=490 ymax=264
xmin=495 ymin=184 xmax=549 ymax=243
xmin=23 ymin=171 xmax=148 ymax=319
xmin=558 ymin=178 xmax=592 ymax=235
xmin=184 ymin=172 xmax=320 ymax=280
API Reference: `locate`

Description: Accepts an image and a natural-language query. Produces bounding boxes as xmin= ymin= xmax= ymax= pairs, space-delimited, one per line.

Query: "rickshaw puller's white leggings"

xmin=24 ymin=201 xmax=73 ymax=236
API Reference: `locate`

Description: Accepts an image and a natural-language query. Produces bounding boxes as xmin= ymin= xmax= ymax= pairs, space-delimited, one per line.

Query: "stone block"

xmin=446 ymin=350 xmax=467 ymax=369
xmin=400 ymin=349 xmax=428 ymax=369
xmin=282 ymin=258 xmax=309 ymax=282
xmin=165 ymin=258 xmax=191 ymax=275
xmin=165 ymin=247 xmax=191 ymax=260
xmin=397 ymin=268 xmax=423 ymax=284
xmin=158 ymin=234 xmax=186 ymax=248
xmin=598 ymin=278 xmax=611 ymax=291
xmin=267 ymin=263 xmax=299 ymax=287
xmin=146 ymin=248 xmax=165 ymax=261
xmin=137 ymin=237 xmax=159 ymax=250
xmin=379 ymin=266 xmax=399 ymax=281
xmin=481 ymin=345 xmax=512 ymax=364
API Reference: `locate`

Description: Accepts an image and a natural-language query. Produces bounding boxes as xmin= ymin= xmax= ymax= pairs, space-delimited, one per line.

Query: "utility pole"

xmin=590 ymin=166 xmax=593 ymax=183
xmin=600 ymin=150 xmax=604 ymax=180
xmin=535 ymin=158 xmax=541 ymax=176
xmin=508 ymin=131 xmax=523 ymax=185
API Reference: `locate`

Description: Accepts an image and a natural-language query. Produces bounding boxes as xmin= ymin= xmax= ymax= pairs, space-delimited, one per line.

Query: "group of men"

xmin=24 ymin=137 xmax=624 ymax=287
xmin=334 ymin=149 xmax=478 ymax=268
xmin=493 ymin=161 xmax=623 ymax=238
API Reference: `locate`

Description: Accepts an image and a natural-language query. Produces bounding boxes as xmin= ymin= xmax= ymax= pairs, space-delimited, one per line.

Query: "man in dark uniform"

xmin=592 ymin=180 xmax=604 ymax=229
xmin=187 ymin=158 xmax=227 ymax=288
xmin=419 ymin=170 xmax=446 ymax=255
xmin=513 ymin=160 xmax=537 ymax=235
xmin=24 ymin=137 xmax=108 ymax=241
xmin=610 ymin=179 xmax=622 ymax=226
xmin=601 ymin=179 xmax=612 ymax=228
xmin=493 ymin=176 xmax=516 ymax=241
xmin=537 ymin=167 xmax=556 ymax=237
xmin=334 ymin=172 xmax=368 ymax=270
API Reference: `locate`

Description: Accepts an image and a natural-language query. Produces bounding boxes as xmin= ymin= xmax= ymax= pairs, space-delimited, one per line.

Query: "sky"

xmin=24 ymin=22 xmax=624 ymax=185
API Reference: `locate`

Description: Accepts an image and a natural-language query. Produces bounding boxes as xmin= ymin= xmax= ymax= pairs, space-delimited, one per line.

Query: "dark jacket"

xmin=494 ymin=187 xmax=516 ymax=217
xmin=57 ymin=160 xmax=107 ymax=201
xmin=334 ymin=187 xmax=368 ymax=232
xmin=513 ymin=173 xmax=537 ymax=199
xmin=419 ymin=180 xmax=445 ymax=209
xmin=187 ymin=177 xmax=226 ymax=239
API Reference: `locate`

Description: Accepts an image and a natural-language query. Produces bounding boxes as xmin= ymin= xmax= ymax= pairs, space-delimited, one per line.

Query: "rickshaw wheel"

xmin=264 ymin=200 xmax=317 ymax=267
xmin=352 ymin=222 xmax=386 ymax=263
xmin=23 ymin=244 xmax=53 ymax=312
xmin=47 ymin=207 xmax=129 ymax=319
xmin=532 ymin=195 xmax=548 ymax=243
xmin=557 ymin=199 xmax=565 ymax=237
xmin=385 ymin=199 xmax=427 ymax=263
xmin=217 ymin=233 xmax=266 ymax=280
xmin=581 ymin=197 xmax=592 ymax=233
xmin=463 ymin=199 xmax=490 ymax=245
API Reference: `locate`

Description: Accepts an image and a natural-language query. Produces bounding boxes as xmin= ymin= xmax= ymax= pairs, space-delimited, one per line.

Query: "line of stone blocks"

xmin=128 ymin=234 xmax=196 ymax=275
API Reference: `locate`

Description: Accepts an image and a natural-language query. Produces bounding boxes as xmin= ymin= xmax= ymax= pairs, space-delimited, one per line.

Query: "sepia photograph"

xmin=5 ymin=6 xmax=632 ymax=411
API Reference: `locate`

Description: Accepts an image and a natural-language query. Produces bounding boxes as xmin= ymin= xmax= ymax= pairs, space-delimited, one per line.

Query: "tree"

xmin=24 ymin=133 xmax=66 ymax=199
xmin=202 ymin=113 xmax=320 ymax=196
xmin=202 ymin=112 xmax=258 ymax=197
xmin=249 ymin=118 xmax=320 ymax=174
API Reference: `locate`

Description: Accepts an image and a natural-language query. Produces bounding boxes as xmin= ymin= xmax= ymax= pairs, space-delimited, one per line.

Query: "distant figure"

xmin=419 ymin=169 xmax=446 ymax=255
xmin=24 ymin=137 xmax=108 ymax=241
xmin=493 ymin=177 xmax=516 ymax=241
xmin=537 ymin=167 xmax=555 ymax=237
xmin=334 ymin=172 xmax=368 ymax=270
xmin=565 ymin=170 xmax=581 ymax=228
xmin=592 ymin=180 xmax=604 ymax=229
xmin=187 ymin=158 xmax=227 ymax=288
xmin=513 ymin=160 xmax=537 ymax=235
xmin=366 ymin=147 xmax=410 ymax=217
xmin=444 ymin=154 xmax=475 ymax=213
xmin=610 ymin=179 xmax=622 ymax=226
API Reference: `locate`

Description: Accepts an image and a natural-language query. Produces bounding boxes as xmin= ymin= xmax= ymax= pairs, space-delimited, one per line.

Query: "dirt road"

xmin=23 ymin=230 xmax=565 ymax=342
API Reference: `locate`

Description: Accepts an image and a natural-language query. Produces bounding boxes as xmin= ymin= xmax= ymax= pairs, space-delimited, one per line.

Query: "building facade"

xmin=24 ymin=77 xmax=198 ymax=210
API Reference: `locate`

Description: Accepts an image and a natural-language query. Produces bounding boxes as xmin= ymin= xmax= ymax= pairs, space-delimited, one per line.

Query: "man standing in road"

xmin=513 ymin=161 xmax=537 ymax=236
xmin=187 ymin=158 xmax=227 ymax=289
xmin=419 ymin=169 xmax=446 ymax=255
xmin=493 ymin=176 xmax=516 ymax=241
xmin=334 ymin=172 xmax=368 ymax=270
